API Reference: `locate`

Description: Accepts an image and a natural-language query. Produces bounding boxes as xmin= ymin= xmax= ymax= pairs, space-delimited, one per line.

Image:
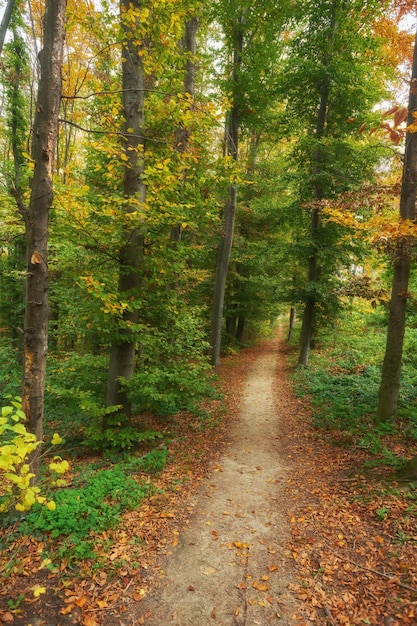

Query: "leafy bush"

xmin=0 ymin=398 xmax=68 ymax=514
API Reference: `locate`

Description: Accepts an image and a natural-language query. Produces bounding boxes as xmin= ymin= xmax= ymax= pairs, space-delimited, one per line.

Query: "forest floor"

xmin=1 ymin=334 xmax=417 ymax=625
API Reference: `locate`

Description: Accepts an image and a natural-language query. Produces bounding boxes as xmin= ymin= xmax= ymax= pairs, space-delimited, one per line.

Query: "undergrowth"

xmin=15 ymin=457 xmax=164 ymax=564
xmin=291 ymin=305 xmax=417 ymax=468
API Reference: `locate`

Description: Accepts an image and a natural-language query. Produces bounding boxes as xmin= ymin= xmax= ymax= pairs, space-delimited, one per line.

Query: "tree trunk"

xmin=287 ymin=306 xmax=296 ymax=341
xmin=236 ymin=316 xmax=245 ymax=343
xmin=298 ymin=3 xmax=337 ymax=367
xmin=0 ymin=0 xmax=15 ymax=56
xmin=169 ymin=16 xmax=198 ymax=290
xmin=225 ymin=314 xmax=237 ymax=338
xmin=210 ymin=10 xmax=245 ymax=366
xmin=105 ymin=0 xmax=146 ymax=419
xmin=376 ymin=29 xmax=417 ymax=421
xmin=22 ymin=0 xmax=66 ymax=479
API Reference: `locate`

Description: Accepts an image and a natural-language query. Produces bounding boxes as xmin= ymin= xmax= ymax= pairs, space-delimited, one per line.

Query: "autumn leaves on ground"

xmin=1 ymin=337 xmax=417 ymax=626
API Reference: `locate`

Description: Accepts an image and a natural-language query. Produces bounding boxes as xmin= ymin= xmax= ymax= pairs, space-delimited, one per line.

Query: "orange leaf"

xmin=253 ymin=581 xmax=270 ymax=591
xmin=31 ymin=251 xmax=42 ymax=265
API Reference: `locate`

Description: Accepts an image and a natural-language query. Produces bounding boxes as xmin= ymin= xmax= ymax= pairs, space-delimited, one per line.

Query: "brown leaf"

xmin=60 ymin=604 xmax=75 ymax=615
xmin=30 ymin=251 xmax=42 ymax=265
xmin=211 ymin=607 xmax=217 ymax=618
xmin=253 ymin=581 xmax=270 ymax=591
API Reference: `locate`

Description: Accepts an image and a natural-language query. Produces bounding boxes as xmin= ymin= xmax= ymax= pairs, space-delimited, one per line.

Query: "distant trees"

xmin=280 ymin=0 xmax=391 ymax=366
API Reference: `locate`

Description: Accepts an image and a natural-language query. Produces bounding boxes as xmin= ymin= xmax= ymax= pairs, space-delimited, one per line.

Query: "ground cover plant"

xmin=291 ymin=303 xmax=417 ymax=469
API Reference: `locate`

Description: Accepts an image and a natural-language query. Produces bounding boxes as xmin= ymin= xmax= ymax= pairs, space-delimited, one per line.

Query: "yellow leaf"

xmin=32 ymin=585 xmax=47 ymax=597
xmin=49 ymin=457 xmax=69 ymax=474
xmin=51 ymin=433 xmax=63 ymax=445
xmin=46 ymin=500 xmax=56 ymax=511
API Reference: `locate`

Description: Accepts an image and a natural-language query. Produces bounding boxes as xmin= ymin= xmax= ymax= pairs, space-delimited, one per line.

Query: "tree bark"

xmin=376 ymin=29 xmax=417 ymax=421
xmin=210 ymin=10 xmax=245 ymax=367
xmin=105 ymin=0 xmax=146 ymax=419
xmin=22 ymin=0 xmax=66 ymax=478
xmin=169 ymin=16 xmax=198 ymax=291
xmin=0 ymin=0 xmax=15 ymax=57
xmin=298 ymin=3 xmax=337 ymax=367
xmin=287 ymin=306 xmax=296 ymax=341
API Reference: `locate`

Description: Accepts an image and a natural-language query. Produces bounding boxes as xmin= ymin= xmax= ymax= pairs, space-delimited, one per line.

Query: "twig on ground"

xmin=325 ymin=543 xmax=417 ymax=593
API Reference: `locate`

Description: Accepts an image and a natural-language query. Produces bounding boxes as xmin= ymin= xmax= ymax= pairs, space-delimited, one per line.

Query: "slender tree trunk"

xmin=105 ymin=0 xmax=146 ymax=418
xmin=169 ymin=16 xmax=198 ymax=290
xmin=298 ymin=3 xmax=337 ymax=367
xmin=0 ymin=0 xmax=15 ymax=56
xmin=287 ymin=306 xmax=296 ymax=341
xmin=210 ymin=10 xmax=245 ymax=366
xmin=236 ymin=316 xmax=245 ymax=343
xmin=22 ymin=0 xmax=66 ymax=479
xmin=225 ymin=314 xmax=237 ymax=338
xmin=376 ymin=29 xmax=417 ymax=421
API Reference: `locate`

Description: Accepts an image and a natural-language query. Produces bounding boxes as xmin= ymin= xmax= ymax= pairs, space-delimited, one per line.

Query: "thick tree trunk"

xmin=210 ymin=10 xmax=245 ymax=366
xmin=376 ymin=29 xmax=417 ymax=421
xmin=22 ymin=0 xmax=66 ymax=478
xmin=105 ymin=0 xmax=146 ymax=418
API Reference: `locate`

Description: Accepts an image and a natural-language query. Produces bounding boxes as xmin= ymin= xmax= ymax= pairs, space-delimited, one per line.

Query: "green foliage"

xmin=0 ymin=340 xmax=21 ymax=403
xmin=85 ymin=412 xmax=163 ymax=452
xmin=23 ymin=466 xmax=153 ymax=561
xmin=292 ymin=306 xmax=417 ymax=466
xmin=126 ymin=310 xmax=217 ymax=417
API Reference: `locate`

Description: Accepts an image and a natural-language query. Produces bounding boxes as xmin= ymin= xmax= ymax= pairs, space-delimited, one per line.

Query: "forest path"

xmin=135 ymin=339 xmax=307 ymax=626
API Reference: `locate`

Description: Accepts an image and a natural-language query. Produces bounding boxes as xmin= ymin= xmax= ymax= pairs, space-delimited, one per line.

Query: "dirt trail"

xmin=137 ymin=342 xmax=305 ymax=625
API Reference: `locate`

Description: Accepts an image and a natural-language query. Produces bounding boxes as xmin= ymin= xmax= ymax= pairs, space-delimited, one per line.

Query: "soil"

xmin=133 ymin=339 xmax=308 ymax=625
xmin=2 ymin=334 xmax=417 ymax=625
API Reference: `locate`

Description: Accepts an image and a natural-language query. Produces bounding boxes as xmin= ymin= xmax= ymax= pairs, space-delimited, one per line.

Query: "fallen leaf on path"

xmin=233 ymin=541 xmax=251 ymax=549
xmin=253 ymin=581 xmax=270 ymax=591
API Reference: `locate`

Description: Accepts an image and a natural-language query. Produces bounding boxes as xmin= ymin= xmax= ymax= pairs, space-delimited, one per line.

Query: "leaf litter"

xmin=0 ymin=335 xmax=416 ymax=625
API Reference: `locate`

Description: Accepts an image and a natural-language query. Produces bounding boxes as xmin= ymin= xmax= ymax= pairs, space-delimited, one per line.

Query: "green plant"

xmin=7 ymin=593 xmax=25 ymax=610
xmin=376 ymin=506 xmax=389 ymax=520
xmin=23 ymin=466 xmax=153 ymax=561
xmin=0 ymin=398 xmax=67 ymax=514
xmin=84 ymin=409 xmax=163 ymax=452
